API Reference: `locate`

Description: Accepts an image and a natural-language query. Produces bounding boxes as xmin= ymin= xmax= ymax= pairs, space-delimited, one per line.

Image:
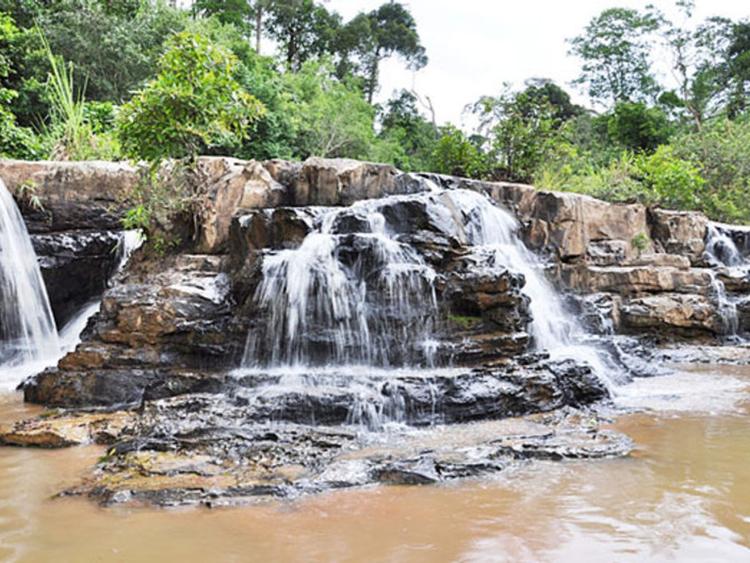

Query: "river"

xmin=1 ymin=364 xmax=749 ymax=562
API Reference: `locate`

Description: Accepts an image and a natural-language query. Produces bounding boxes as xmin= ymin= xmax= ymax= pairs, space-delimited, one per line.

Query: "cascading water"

xmin=704 ymin=224 xmax=748 ymax=338
xmin=0 ymin=173 xmax=142 ymax=390
xmin=242 ymin=202 xmax=439 ymax=368
xmin=443 ymin=189 xmax=625 ymax=386
xmin=238 ymin=183 xmax=626 ymax=429
xmin=0 ymin=179 xmax=60 ymax=387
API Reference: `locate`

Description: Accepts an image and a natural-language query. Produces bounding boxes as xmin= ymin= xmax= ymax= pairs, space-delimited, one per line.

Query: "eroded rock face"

xmin=32 ymin=230 xmax=122 ymax=326
xmin=620 ymin=293 xmax=723 ymax=337
xmin=192 ymin=157 xmax=288 ymax=254
xmin=0 ymin=160 xmax=138 ymax=233
xmin=291 ymin=157 xmax=402 ymax=206
xmin=649 ymin=208 xmax=708 ymax=264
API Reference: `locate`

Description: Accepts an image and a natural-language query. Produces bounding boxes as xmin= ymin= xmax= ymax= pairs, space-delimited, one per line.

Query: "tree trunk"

xmin=255 ymin=5 xmax=262 ymax=54
xmin=367 ymin=48 xmax=381 ymax=104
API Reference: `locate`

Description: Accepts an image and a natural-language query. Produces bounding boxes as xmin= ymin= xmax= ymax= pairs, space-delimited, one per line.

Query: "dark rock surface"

xmin=32 ymin=230 xmax=122 ymax=326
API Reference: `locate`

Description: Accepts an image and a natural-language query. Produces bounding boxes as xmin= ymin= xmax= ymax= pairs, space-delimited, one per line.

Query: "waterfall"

xmin=444 ymin=189 xmax=624 ymax=386
xmin=705 ymin=224 xmax=745 ymax=267
xmin=242 ymin=200 xmax=439 ymax=368
xmin=0 ymin=179 xmax=60 ymax=387
xmin=0 ymin=173 xmax=142 ymax=390
xmin=704 ymin=224 xmax=747 ymax=338
xmin=240 ymin=185 xmax=623 ymax=388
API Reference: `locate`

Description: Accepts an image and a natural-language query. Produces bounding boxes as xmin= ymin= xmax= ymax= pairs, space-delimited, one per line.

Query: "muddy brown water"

xmin=1 ymin=365 xmax=749 ymax=562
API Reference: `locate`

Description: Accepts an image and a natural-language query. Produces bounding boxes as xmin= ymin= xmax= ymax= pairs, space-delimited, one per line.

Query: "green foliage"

xmin=282 ymin=60 xmax=376 ymax=159
xmin=340 ymin=2 xmax=427 ymax=102
xmin=604 ymin=101 xmax=672 ymax=152
xmin=672 ymin=116 xmax=750 ymax=222
xmin=471 ymin=84 xmax=562 ymax=182
xmin=0 ymin=13 xmax=42 ymax=158
xmin=38 ymin=1 xmax=184 ymax=104
xmin=429 ymin=125 xmax=488 ymax=179
xmin=116 ymin=31 xmax=265 ymax=163
xmin=631 ymin=232 xmax=650 ymax=255
xmin=264 ymin=0 xmax=342 ymax=71
xmin=377 ymin=90 xmax=436 ymax=171
xmin=194 ymin=0 xmax=253 ymax=35
xmin=569 ymin=7 xmax=661 ymax=107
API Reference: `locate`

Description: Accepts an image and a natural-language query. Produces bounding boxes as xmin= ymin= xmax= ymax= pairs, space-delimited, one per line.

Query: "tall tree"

xmin=569 ymin=7 xmax=660 ymax=108
xmin=263 ymin=0 xmax=341 ymax=71
xmin=341 ymin=2 xmax=427 ymax=103
xmin=193 ymin=0 xmax=253 ymax=36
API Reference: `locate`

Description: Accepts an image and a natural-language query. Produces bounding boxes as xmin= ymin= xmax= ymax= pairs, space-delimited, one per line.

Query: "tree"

xmin=471 ymin=84 xmax=564 ymax=182
xmin=603 ymin=101 xmax=671 ymax=152
xmin=377 ymin=89 xmax=437 ymax=170
xmin=193 ymin=0 xmax=253 ymax=35
xmin=116 ymin=31 xmax=265 ymax=163
xmin=569 ymin=7 xmax=661 ymax=108
xmin=263 ymin=0 xmax=341 ymax=71
xmin=282 ymin=60 xmax=377 ymax=159
xmin=725 ymin=21 xmax=750 ymax=117
xmin=341 ymin=2 xmax=427 ymax=103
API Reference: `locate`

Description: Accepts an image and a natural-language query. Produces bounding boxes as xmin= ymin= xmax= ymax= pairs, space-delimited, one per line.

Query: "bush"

xmin=116 ymin=31 xmax=265 ymax=164
xmin=672 ymin=117 xmax=750 ymax=223
xmin=429 ymin=125 xmax=488 ymax=178
xmin=282 ymin=60 xmax=377 ymax=159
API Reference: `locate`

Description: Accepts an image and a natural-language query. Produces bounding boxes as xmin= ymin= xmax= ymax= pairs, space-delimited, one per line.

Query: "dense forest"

xmin=1 ymin=0 xmax=749 ymax=223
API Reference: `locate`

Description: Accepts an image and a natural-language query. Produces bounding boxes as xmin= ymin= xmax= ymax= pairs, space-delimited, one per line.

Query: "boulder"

xmin=522 ymin=191 xmax=651 ymax=262
xmin=620 ymin=293 xmax=723 ymax=336
xmin=292 ymin=157 xmax=401 ymax=206
xmin=648 ymin=208 xmax=708 ymax=264
xmin=192 ymin=157 xmax=288 ymax=253
xmin=32 ymin=230 xmax=122 ymax=326
xmin=0 ymin=160 xmax=138 ymax=233
xmin=24 ymin=254 xmax=244 ymax=407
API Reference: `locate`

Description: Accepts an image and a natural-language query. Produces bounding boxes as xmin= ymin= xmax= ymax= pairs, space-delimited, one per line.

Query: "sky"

xmin=324 ymin=0 xmax=750 ymax=126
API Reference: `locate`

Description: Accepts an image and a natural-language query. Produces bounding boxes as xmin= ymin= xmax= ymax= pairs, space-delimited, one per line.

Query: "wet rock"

xmin=711 ymin=223 xmax=750 ymax=260
xmin=13 ymin=402 xmax=629 ymax=507
xmin=655 ymin=343 xmax=750 ymax=364
xmin=575 ymin=293 xmax=622 ymax=334
xmin=32 ymin=230 xmax=122 ymax=326
xmin=738 ymin=296 xmax=750 ymax=333
xmin=0 ymin=411 xmax=134 ymax=448
xmin=24 ymin=254 xmax=244 ymax=407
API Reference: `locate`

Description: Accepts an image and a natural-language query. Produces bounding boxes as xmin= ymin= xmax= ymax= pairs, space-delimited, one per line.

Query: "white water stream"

xmin=240 ymin=184 xmax=626 ymax=396
xmin=0 ymin=179 xmax=60 ymax=388
xmin=0 ymin=176 xmax=142 ymax=390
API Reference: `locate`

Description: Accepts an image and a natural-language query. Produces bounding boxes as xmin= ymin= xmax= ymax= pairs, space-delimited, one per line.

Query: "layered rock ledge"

xmin=1 ymin=155 xmax=748 ymax=506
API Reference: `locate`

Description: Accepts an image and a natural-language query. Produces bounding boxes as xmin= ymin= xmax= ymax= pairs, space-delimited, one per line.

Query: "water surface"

xmin=1 ymin=365 xmax=748 ymax=562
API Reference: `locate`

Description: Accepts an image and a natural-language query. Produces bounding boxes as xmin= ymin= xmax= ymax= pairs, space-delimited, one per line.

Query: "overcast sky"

xmin=324 ymin=0 xmax=749 ymax=126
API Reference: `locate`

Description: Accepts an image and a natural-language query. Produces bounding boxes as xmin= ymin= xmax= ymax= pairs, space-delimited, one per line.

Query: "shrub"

xmin=116 ymin=31 xmax=265 ymax=164
xmin=429 ymin=125 xmax=488 ymax=178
